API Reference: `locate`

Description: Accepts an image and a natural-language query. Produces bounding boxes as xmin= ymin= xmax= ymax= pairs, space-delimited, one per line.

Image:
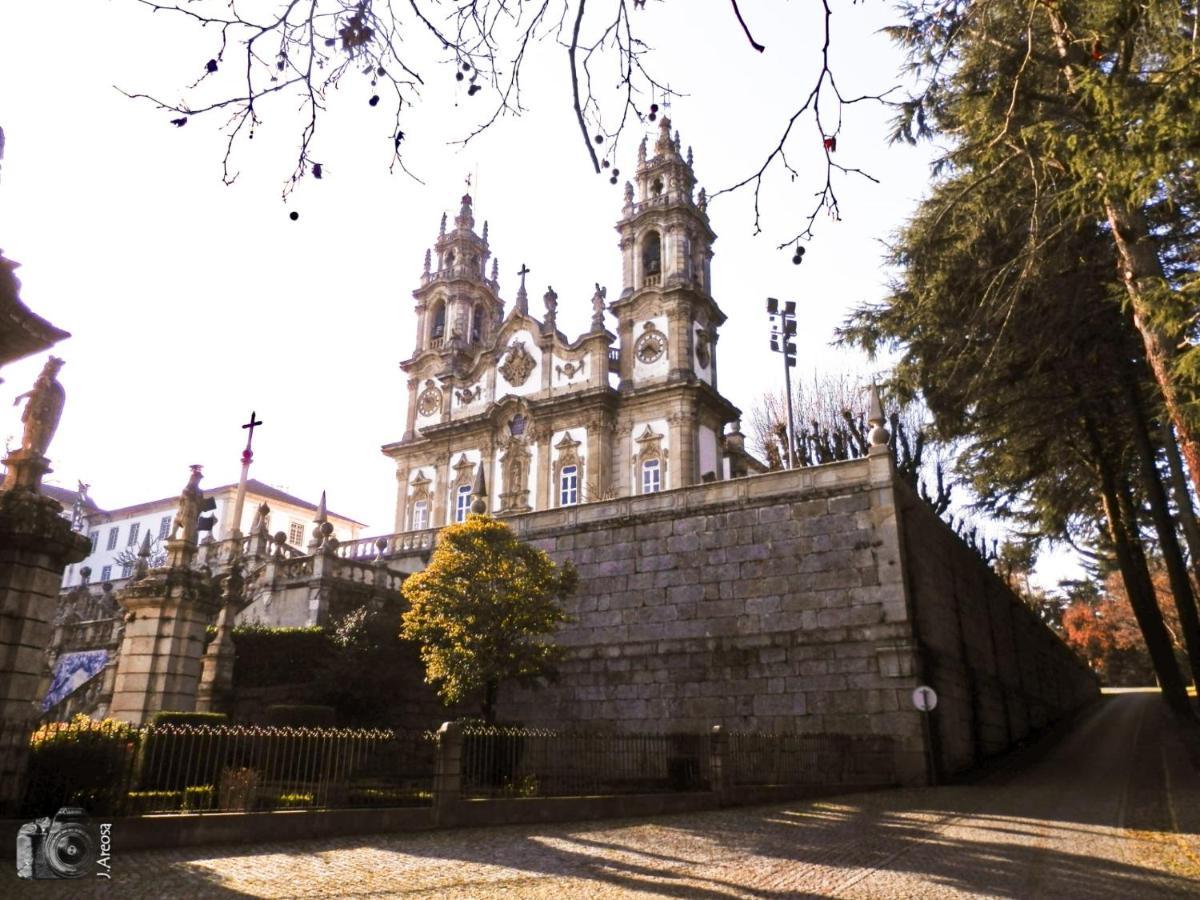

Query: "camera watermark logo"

xmin=16 ymin=807 xmax=110 ymax=880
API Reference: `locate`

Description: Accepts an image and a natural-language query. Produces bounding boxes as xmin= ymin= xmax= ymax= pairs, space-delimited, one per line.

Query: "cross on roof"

xmin=517 ymin=263 xmax=530 ymax=291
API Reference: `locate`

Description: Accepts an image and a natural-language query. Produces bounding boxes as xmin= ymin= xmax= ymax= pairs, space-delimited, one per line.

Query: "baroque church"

xmin=384 ymin=118 xmax=761 ymax=530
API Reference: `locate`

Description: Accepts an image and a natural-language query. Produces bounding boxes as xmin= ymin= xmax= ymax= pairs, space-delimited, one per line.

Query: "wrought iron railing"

xmin=461 ymin=726 xmax=712 ymax=798
xmin=17 ymin=720 xmax=435 ymax=817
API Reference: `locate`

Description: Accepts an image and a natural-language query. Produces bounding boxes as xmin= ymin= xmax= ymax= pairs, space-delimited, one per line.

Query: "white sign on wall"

xmin=912 ymin=685 xmax=938 ymax=712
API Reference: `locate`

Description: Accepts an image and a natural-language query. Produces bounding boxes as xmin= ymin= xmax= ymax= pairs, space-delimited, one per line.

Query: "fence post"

xmin=434 ymin=721 xmax=462 ymax=826
xmin=710 ymin=725 xmax=726 ymax=802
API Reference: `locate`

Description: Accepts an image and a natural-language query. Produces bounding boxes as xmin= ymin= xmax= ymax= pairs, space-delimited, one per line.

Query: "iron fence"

xmin=16 ymin=719 xmax=435 ymax=817
xmin=726 ymin=732 xmax=896 ymax=786
xmin=461 ymin=726 xmax=712 ymax=798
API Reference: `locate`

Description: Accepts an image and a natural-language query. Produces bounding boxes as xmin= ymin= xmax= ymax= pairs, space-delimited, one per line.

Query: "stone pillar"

xmin=108 ymin=536 xmax=220 ymax=726
xmin=433 ymin=720 xmax=463 ymax=826
xmin=197 ymin=568 xmax=242 ymax=714
xmin=534 ymin=428 xmax=552 ymax=511
xmin=709 ymin=725 xmax=727 ymax=797
xmin=0 ymin=486 xmax=90 ymax=813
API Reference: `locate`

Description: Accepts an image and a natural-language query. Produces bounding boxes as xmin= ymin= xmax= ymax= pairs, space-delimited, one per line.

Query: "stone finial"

xmin=591 ymin=283 xmax=608 ymax=331
xmin=515 ymin=263 xmax=530 ymax=315
xmin=655 ymin=116 xmax=673 ymax=157
xmin=309 ymin=489 xmax=328 ymax=549
xmin=251 ymin=502 xmax=270 ymax=536
xmin=868 ymin=383 xmax=891 ymax=453
xmin=133 ymin=529 xmax=152 ymax=580
xmin=423 ymin=248 xmax=431 ymax=276
xmin=543 ymin=286 xmax=558 ymax=330
xmin=313 ymin=490 xmax=327 ymax=524
xmin=455 ymin=193 xmax=474 ymax=230
xmin=439 ymin=212 xmax=447 ymax=236
xmin=272 ymin=530 xmax=288 ymax=557
xmin=490 ymin=257 xmax=499 ymax=283
xmin=637 ymin=136 xmax=647 ymax=167
xmin=687 ymin=146 xmax=693 ymax=168
xmin=624 ymin=181 xmax=634 ymax=208
xmin=697 ymin=187 xmax=707 ymax=213
xmin=2 ymin=356 xmax=66 ymax=492
xmin=482 ymin=220 xmax=489 ymax=243
xmin=470 ymin=464 xmax=488 ymax=515
xmin=674 ymin=130 xmax=681 ymax=153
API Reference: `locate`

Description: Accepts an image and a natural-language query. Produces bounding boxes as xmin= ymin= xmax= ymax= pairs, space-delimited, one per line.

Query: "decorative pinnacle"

xmin=313 ymin=490 xmax=327 ymax=524
xmin=455 ymin=192 xmax=474 ymax=230
xmin=423 ymin=248 xmax=431 ymax=275
xmin=134 ymin=529 xmax=152 ymax=579
xmin=687 ymin=146 xmax=693 ymax=168
xmin=470 ymin=464 xmax=488 ymax=515
xmin=439 ymin=212 xmax=447 ymax=236
xmin=515 ymin=263 xmax=530 ymax=315
xmin=868 ymin=383 xmax=890 ymax=453
xmin=490 ymin=257 xmax=498 ymax=283
xmin=482 ymin=220 xmax=489 ymax=243
xmin=637 ymin=136 xmax=647 ymax=166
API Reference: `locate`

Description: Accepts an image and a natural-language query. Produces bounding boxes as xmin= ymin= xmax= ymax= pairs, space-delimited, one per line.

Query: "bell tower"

xmin=613 ymin=117 xmax=722 ymax=390
xmin=409 ymin=191 xmax=502 ymax=359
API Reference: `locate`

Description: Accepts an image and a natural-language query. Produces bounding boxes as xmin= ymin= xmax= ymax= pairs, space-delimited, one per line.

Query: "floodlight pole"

xmin=782 ymin=345 xmax=796 ymax=469
xmin=767 ymin=298 xmax=799 ymax=469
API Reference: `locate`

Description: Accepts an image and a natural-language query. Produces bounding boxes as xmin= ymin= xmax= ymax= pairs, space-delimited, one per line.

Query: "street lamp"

xmin=767 ymin=297 xmax=798 ymax=468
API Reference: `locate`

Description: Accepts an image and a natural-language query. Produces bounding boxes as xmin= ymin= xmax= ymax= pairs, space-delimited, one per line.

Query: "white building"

xmin=51 ymin=480 xmax=365 ymax=589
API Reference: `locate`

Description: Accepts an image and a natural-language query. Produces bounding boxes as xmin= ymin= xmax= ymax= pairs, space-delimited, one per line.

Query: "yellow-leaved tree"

xmin=400 ymin=515 xmax=576 ymax=724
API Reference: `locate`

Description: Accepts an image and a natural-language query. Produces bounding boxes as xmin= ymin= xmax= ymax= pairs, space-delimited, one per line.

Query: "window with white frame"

xmin=127 ymin=522 xmax=140 ymax=547
xmin=411 ymin=500 xmax=430 ymax=530
xmin=455 ymin=484 xmax=473 ymax=523
xmin=288 ymin=521 xmax=305 ymax=545
xmin=559 ymin=465 xmax=579 ymax=507
xmin=158 ymin=515 xmax=172 ymax=539
xmin=100 ymin=565 xmax=112 ymax=582
xmin=642 ymin=459 xmax=662 ymax=494
xmin=88 ymin=531 xmax=99 ymax=553
xmin=106 ymin=527 xmax=118 ymax=550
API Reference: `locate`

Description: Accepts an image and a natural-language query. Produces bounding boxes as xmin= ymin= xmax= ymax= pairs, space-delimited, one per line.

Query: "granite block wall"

xmin=896 ymin=483 xmax=1098 ymax=778
xmin=498 ymin=454 xmax=933 ymax=784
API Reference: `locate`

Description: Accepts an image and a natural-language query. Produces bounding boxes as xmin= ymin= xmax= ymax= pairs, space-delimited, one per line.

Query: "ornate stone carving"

xmin=695 ymin=329 xmax=711 ymax=368
xmin=456 ymin=384 xmax=482 ymax=405
xmin=555 ymin=358 xmax=586 ymax=381
xmin=499 ymin=340 xmax=536 ymax=386
xmin=498 ymin=438 xmax=532 ymax=512
xmin=417 ymin=381 xmax=443 ymax=417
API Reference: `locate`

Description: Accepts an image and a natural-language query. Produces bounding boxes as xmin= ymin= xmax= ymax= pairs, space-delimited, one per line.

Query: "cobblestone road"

xmin=6 ymin=691 xmax=1199 ymax=898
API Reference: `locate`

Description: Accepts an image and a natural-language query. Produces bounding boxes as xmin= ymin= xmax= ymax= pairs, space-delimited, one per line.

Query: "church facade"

xmin=382 ymin=119 xmax=759 ymax=532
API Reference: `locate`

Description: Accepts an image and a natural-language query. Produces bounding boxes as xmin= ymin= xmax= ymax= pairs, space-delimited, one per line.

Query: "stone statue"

xmin=13 ymin=357 xmax=66 ymax=458
xmin=170 ymin=465 xmax=205 ymax=544
xmin=591 ymin=283 xmax=607 ymax=330
xmin=697 ymin=187 xmax=707 ymax=213
xmin=251 ymin=502 xmax=271 ymax=536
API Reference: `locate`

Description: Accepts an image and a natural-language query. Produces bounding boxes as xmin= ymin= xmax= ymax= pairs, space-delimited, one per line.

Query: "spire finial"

xmin=868 ymin=383 xmax=890 ymax=454
xmin=687 ymin=146 xmax=693 ymax=168
xmin=439 ymin=212 xmax=447 ymax=236
xmin=638 ymin=136 xmax=647 ymax=166
xmin=482 ymin=219 xmax=489 ymax=243
xmin=455 ymin=191 xmax=474 ymax=230
xmin=515 ymin=263 xmax=530 ymax=315
xmin=134 ymin=529 xmax=152 ymax=579
xmin=470 ymin=464 xmax=488 ymax=515
xmin=423 ymin=248 xmax=431 ymax=276
xmin=490 ymin=257 xmax=498 ymax=283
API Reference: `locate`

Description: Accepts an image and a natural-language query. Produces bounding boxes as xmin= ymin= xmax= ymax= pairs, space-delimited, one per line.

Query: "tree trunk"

xmin=1083 ymin=412 xmax=1191 ymax=713
xmin=1125 ymin=375 xmax=1200 ymax=688
xmin=1160 ymin=421 xmax=1200 ymax=568
xmin=1105 ymin=196 xmax=1200 ymax=500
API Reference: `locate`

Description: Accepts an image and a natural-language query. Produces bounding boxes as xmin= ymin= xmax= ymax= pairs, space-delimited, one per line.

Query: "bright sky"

xmin=5 ymin=3 xmax=1068 ymax=577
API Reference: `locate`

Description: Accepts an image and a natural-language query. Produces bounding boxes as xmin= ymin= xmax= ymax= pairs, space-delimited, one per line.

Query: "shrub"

xmin=23 ymin=715 xmax=139 ymax=817
xmin=125 ymin=790 xmax=182 ymax=814
xmin=150 ymin=711 xmax=229 ymax=727
xmin=182 ymin=785 xmax=216 ymax=811
xmin=206 ymin=624 xmax=330 ymax=687
xmin=275 ymin=792 xmax=315 ymax=809
xmin=218 ymin=767 xmax=259 ymax=811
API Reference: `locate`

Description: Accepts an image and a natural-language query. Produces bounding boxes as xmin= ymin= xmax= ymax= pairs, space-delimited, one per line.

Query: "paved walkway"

xmin=6 ymin=691 xmax=1200 ymax=898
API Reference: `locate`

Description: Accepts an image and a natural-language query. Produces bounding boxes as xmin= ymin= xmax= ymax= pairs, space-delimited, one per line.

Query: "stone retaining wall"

xmin=495 ymin=453 xmax=1097 ymax=785
xmin=897 ymin=484 xmax=1098 ymax=777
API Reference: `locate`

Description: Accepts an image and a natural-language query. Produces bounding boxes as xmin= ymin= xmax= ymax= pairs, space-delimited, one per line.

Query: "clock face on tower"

xmin=635 ymin=328 xmax=668 ymax=364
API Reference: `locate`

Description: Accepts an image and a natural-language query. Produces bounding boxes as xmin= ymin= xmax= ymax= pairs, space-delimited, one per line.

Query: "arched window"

xmin=471 ymin=305 xmax=484 ymax=343
xmin=642 ymin=231 xmax=661 ymax=277
xmin=431 ymin=302 xmax=446 ymax=340
xmin=560 ymin=465 xmax=579 ymax=507
xmin=642 ymin=458 xmax=661 ymax=494
xmin=411 ymin=500 xmax=429 ymax=531
xmin=454 ymin=484 xmax=472 ymax=523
